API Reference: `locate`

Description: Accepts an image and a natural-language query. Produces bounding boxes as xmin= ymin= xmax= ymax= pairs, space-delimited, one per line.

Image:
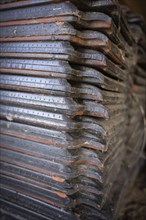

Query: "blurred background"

xmin=120 ymin=0 xmax=146 ymax=20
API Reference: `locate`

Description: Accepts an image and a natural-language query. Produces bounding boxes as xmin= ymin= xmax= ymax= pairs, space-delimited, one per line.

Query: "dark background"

xmin=120 ymin=0 xmax=146 ymax=20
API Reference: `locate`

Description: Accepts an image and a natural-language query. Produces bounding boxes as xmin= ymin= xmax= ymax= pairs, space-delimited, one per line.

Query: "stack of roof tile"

xmin=0 ymin=1 xmax=145 ymax=220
